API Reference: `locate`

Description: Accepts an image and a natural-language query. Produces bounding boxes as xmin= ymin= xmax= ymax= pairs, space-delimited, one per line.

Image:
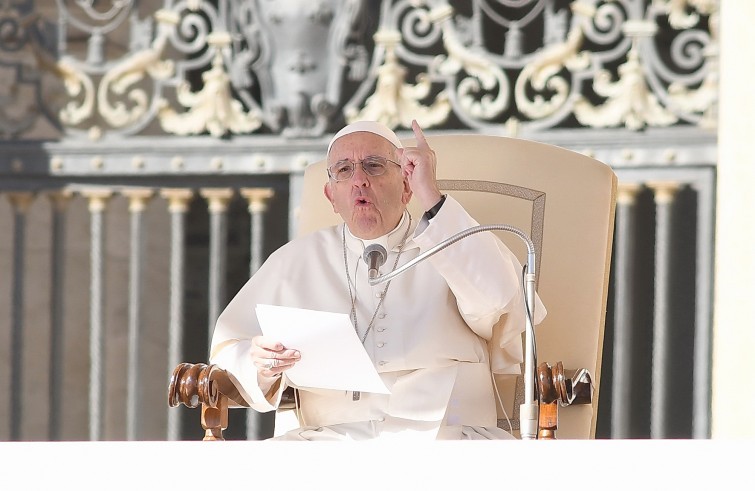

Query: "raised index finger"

xmin=412 ymin=119 xmax=430 ymax=149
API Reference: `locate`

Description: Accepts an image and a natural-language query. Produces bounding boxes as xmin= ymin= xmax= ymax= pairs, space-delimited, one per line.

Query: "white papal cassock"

xmin=210 ymin=196 xmax=546 ymax=440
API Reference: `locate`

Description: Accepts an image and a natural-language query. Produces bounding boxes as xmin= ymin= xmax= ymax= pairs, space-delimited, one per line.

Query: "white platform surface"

xmin=1 ymin=439 xmax=751 ymax=490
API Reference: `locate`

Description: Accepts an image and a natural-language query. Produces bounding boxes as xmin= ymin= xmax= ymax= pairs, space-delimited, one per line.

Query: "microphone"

xmin=363 ymin=244 xmax=387 ymax=280
xmin=367 ymin=223 xmax=540 ymax=440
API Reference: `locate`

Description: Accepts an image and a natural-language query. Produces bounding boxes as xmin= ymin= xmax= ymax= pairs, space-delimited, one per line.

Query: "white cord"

xmin=492 ymin=372 xmax=513 ymax=433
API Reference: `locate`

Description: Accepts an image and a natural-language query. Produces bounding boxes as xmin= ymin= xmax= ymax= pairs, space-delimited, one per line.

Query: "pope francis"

xmin=209 ymin=120 xmax=546 ymax=440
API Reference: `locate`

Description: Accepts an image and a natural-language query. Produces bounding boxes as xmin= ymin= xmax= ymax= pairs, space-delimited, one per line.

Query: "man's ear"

xmin=323 ymin=182 xmax=337 ymax=212
xmin=401 ymin=177 xmax=413 ymax=205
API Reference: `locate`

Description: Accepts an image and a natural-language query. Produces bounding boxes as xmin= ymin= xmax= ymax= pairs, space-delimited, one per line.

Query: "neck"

xmin=345 ymin=211 xmax=412 ymax=253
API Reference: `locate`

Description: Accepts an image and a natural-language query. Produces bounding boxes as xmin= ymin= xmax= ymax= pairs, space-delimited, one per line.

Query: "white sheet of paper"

xmin=255 ymin=304 xmax=390 ymax=394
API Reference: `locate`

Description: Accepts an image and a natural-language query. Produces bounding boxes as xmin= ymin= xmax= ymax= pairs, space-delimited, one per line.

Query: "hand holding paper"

xmin=255 ymin=304 xmax=390 ymax=394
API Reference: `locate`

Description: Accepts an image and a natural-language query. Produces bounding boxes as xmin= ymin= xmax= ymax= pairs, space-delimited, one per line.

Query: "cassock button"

xmin=375 ymin=292 xmax=384 ymax=298
xmin=376 ymin=326 xmax=386 ymax=332
xmin=378 ymin=313 xmax=387 ymax=319
xmin=377 ymin=342 xmax=385 ymax=348
xmin=378 ymin=361 xmax=387 ymax=366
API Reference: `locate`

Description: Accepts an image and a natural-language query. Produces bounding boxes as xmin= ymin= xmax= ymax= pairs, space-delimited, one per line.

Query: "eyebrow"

xmin=334 ymin=155 xmax=388 ymax=161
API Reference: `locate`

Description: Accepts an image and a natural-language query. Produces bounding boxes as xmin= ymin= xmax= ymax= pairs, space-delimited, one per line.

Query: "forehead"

xmin=328 ymin=132 xmax=397 ymax=162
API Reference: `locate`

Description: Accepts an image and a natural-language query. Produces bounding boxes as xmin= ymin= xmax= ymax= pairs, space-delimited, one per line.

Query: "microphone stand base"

xmin=519 ymin=403 xmax=539 ymax=440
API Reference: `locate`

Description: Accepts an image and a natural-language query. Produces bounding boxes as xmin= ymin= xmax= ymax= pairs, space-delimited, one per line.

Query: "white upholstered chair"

xmin=169 ymin=133 xmax=617 ymax=440
xmin=295 ymin=134 xmax=617 ymax=439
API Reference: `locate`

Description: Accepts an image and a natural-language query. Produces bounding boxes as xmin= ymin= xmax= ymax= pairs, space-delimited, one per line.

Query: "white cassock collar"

xmin=343 ymin=210 xmax=418 ymax=258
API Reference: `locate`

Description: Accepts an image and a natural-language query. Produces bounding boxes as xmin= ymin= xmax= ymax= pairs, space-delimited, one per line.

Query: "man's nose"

xmin=350 ymin=163 xmax=370 ymax=186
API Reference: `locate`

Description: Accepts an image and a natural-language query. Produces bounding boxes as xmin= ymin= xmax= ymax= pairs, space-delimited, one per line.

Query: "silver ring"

xmin=263 ymin=359 xmax=274 ymax=370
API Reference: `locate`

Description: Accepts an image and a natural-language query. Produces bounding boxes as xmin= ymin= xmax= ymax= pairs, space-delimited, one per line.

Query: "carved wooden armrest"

xmin=168 ymin=362 xmax=297 ymax=440
xmin=536 ymin=361 xmax=594 ymax=440
xmin=168 ymin=363 xmax=250 ymax=441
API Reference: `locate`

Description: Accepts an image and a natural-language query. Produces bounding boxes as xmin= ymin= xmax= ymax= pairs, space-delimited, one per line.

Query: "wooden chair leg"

xmin=537 ymin=361 xmax=594 ymax=439
xmin=201 ymin=396 xmax=228 ymax=441
xmin=537 ymin=402 xmax=558 ymax=440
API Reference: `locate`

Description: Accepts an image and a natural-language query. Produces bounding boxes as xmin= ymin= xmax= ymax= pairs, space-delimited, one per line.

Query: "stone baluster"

xmin=200 ymin=188 xmax=234 ymax=348
xmin=123 ymin=189 xmax=154 ymax=441
xmin=81 ymin=189 xmax=112 ymax=441
xmin=240 ymin=188 xmax=275 ymax=440
xmin=161 ymin=188 xmax=194 ymax=441
xmin=47 ymin=191 xmax=72 ymax=441
xmin=6 ymin=192 xmax=35 ymax=441
xmin=241 ymin=188 xmax=274 ymax=275
xmin=648 ymin=181 xmax=680 ymax=439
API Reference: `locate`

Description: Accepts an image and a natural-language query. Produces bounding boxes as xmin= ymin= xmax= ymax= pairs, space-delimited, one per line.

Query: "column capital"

xmin=200 ymin=188 xmax=234 ymax=213
xmin=6 ymin=192 xmax=35 ymax=213
xmin=122 ymin=188 xmax=155 ymax=213
xmin=161 ymin=188 xmax=194 ymax=213
xmin=240 ymin=187 xmax=275 ymax=213
xmin=80 ymin=188 xmax=114 ymax=212
xmin=616 ymin=183 xmax=642 ymax=205
xmin=646 ymin=181 xmax=681 ymax=204
xmin=47 ymin=190 xmax=74 ymax=211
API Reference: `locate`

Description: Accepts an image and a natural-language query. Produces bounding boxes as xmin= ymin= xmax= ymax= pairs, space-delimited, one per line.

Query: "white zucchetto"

xmin=326 ymin=121 xmax=403 ymax=158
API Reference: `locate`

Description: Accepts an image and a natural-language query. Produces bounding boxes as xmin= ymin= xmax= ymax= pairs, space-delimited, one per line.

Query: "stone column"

xmin=47 ymin=191 xmax=72 ymax=441
xmin=123 ymin=189 xmax=154 ymax=441
xmin=81 ymin=189 xmax=112 ymax=441
xmin=162 ymin=189 xmax=194 ymax=441
xmin=647 ymin=182 xmax=680 ymax=439
xmin=240 ymin=188 xmax=275 ymax=440
xmin=611 ymin=183 xmax=640 ymax=439
xmin=241 ymin=188 xmax=274 ymax=275
xmin=6 ymin=192 xmax=35 ymax=441
xmin=200 ymin=188 xmax=234 ymax=348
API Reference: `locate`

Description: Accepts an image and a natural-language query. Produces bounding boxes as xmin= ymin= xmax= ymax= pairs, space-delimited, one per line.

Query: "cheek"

xmin=339 ymin=193 xmax=356 ymax=214
xmin=379 ymin=186 xmax=405 ymax=212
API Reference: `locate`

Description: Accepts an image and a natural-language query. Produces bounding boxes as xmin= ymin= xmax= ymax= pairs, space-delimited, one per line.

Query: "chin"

xmin=350 ymin=220 xmax=382 ymax=239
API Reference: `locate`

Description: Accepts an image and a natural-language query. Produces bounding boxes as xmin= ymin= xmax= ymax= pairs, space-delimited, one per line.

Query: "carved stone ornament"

xmin=345 ymin=29 xmax=451 ymax=129
xmin=158 ymin=35 xmax=262 ymax=138
xmin=0 ymin=0 xmax=719 ymax=139
xmin=574 ymin=47 xmax=678 ymax=130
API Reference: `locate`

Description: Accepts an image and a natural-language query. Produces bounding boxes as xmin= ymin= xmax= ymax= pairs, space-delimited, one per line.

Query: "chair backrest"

xmin=297 ymin=134 xmax=617 ymax=439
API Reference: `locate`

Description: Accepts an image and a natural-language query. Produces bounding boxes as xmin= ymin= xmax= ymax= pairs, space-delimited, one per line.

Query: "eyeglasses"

xmin=327 ymin=156 xmax=400 ymax=182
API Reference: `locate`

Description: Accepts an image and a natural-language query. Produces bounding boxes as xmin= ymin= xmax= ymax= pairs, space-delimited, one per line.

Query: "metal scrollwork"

xmin=0 ymin=0 xmax=719 ymax=140
xmin=345 ymin=28 xmax=451 ymax=129
xmin=158 ymin=32 xmax=262 ymax=137
xmin=350 ymin=0 xmax=718 ymax=134
xmin=98 ymin=9 xmax=178 ymax=131
xmin=513 ymin=2 xmax=591 ymax=125
xmin=0 ymin=1 xmax=62 ymax=137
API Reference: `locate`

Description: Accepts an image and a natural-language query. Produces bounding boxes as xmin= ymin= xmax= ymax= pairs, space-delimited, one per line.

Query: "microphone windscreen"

xmin=363 ymin=243 xmax=387 ymax=266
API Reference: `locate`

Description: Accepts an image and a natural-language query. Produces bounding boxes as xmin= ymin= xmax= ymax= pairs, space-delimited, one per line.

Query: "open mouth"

xmin=355 ymin=196 xmax=371 ymax=206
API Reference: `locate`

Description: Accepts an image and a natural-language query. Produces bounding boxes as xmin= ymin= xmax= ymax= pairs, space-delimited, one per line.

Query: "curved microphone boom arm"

xmin=368 ymin=224 xmax=540 ymax=440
